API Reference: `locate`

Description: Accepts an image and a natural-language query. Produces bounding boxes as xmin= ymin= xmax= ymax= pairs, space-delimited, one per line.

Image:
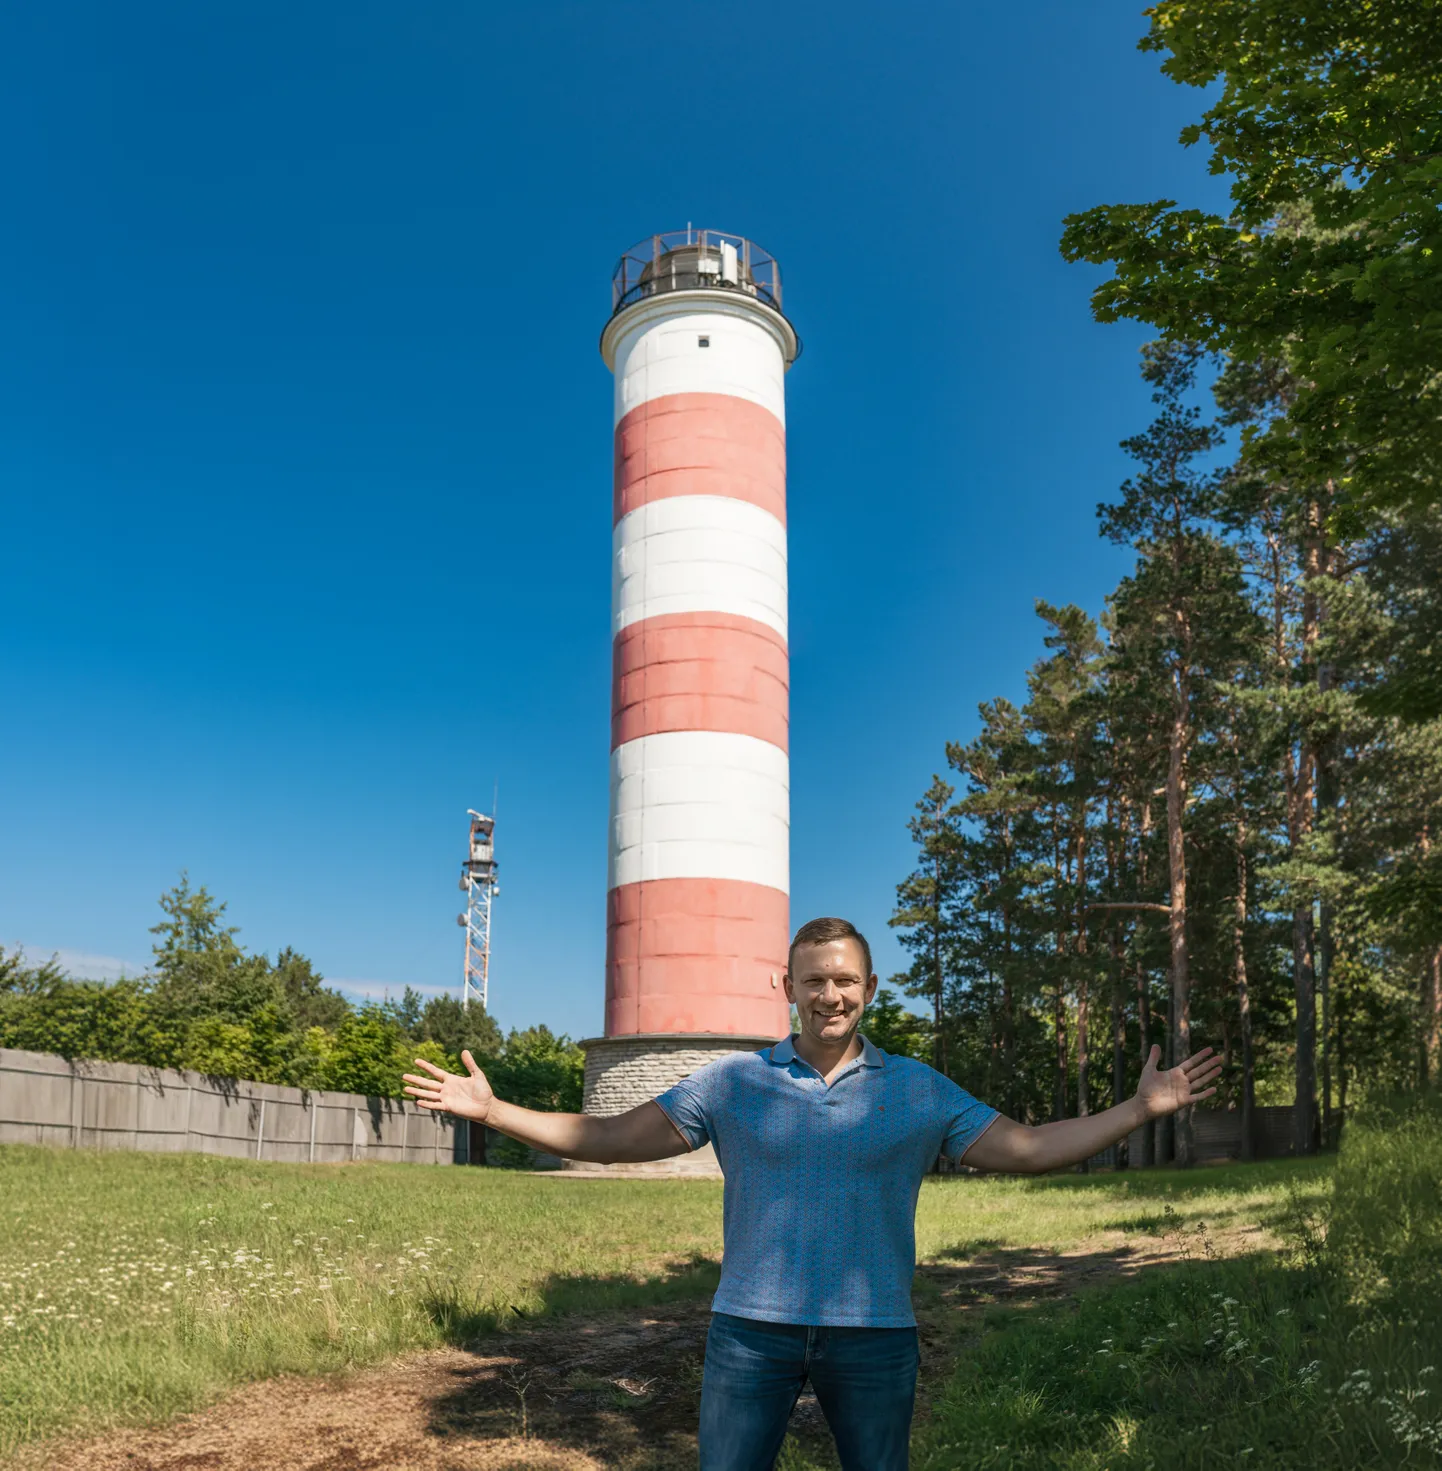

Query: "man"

xmin=403 ymin=916 xmax=1221 ymax=1470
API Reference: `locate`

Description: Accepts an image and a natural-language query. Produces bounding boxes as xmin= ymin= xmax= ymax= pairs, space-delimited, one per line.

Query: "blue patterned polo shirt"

xmin=653 ymin=1033 xmax=998 ymax=1328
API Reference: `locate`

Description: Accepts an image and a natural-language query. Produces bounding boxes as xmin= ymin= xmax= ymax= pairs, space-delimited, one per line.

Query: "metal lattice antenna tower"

xmin=457 ymin=809 xmax=498 ymax=1011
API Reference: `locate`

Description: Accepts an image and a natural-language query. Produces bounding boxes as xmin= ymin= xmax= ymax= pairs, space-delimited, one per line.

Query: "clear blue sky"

xmin=0 ymin=2 xmax=1227 ymax=1032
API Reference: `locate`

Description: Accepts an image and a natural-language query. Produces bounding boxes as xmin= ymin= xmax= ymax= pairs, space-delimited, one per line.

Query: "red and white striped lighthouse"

xmin=578 ymin=231 xmax=800 ymax=1160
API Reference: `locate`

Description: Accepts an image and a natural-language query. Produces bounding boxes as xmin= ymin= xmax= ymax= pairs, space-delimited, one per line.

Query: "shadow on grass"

xmin=1103 ymin=1211 xmax=1172 ymax=1235
xmin=931 ymin=1238 xmax=1006 ymax=1262
xmin=421 ymin=1252 xmax=721 ymax=1346
xmin=914 ymin=1239 xmax=1190 ymax=1322
xmin=418 ymin=1255 xmax=721 ymax=1470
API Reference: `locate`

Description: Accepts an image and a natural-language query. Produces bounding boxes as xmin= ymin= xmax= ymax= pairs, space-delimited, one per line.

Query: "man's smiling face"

xmin=783 ymin=938 xmax=878 ymax=1049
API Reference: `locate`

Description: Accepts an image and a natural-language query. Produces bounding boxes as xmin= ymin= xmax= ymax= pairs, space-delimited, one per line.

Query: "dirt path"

xmin=18 ymin=1225 xmax=1267 ymax=1471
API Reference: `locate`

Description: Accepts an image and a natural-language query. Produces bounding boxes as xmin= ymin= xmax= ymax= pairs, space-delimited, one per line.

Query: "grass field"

xmin=0 ymin=1144 xmax=1337 ymax=1461
xmin=916 ymin=1093 xmax=1442 ymax=1471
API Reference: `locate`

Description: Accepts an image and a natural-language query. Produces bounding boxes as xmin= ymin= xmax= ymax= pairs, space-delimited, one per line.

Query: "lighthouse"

xmin=578 ymin=230 xmax=800 ymax=1168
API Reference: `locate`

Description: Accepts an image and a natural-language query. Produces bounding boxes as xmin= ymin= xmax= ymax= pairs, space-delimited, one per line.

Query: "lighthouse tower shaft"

xmin=579 ymin=232 xmax=799 ymax=1145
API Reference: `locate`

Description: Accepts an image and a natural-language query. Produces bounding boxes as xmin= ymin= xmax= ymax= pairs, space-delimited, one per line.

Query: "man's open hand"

xmin=1136 ymin=1044 xmax=1222 ymax=1119
xmin=402 ymin=1051 xmax=494 ymax=1124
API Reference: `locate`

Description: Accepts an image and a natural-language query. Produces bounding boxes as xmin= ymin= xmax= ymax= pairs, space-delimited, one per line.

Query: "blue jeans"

xmin=698 ymin=1312 xmax=919 ymax=1470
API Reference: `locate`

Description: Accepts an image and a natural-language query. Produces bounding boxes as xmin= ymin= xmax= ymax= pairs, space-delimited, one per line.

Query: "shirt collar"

xmin=768 ymin=1034 xmax=886 ymax=1070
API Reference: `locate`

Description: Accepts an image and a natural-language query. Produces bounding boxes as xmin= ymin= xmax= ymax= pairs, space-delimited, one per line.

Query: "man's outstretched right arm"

xmin=402 ymin=1052 xmax=691 ymax=1165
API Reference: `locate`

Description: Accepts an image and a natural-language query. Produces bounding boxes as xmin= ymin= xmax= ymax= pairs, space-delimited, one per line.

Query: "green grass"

xmin=916 ymin=1095 xmax=1442 ymax=1470
xmin=0 ymin=1149 xmax=724 ymax=1455
xmin=0 ymin=1145 xmax=1331 ymax=1459
xmin=913 ymin=1156 xmax=1332 ymax=1259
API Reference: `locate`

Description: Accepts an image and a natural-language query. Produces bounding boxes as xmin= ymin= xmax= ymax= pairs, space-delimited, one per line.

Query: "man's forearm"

xmin=1015 ymin=1097 xmax=1148 ymax=1173
xmin=481 ymin=1098 xmax=683 ymax=1164
xmin=482 ymin=1100 xmax=596 ymax=1160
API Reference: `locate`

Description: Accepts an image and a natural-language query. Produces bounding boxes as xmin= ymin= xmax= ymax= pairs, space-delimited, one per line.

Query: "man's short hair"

xmin=788 ymin=917 xmax=873 ymax=980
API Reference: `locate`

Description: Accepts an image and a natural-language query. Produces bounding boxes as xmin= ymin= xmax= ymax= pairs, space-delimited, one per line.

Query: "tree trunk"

xmin=1076 ymin=979 xmax=1090 ymax=1114
xmin=1337 ymin=972 xmax=1349 ymax=1125
xmin=1002 ymin=908 xmax=1016 ymax=1116
xmin=1294 ymin=907 xmax=1318 ymax=1155
xmin=1134 ymin=800 xmax=1156 ymax=1167
xmin=1053 ymin=988 xmax=1068 ymax=1123
xmin=1102 ymin=795 xmax=1128 ymax=1168
xmin=1292 ymin=494 xmax=1327 ymax=1157
xmin=1135 ymin=958 xmax=1155 ymax=1167
xmin=1000 ymin=814 xmax=1017 ymax=1118
xmin=1425 ymin=947 xmax=1442 ymax=1086
xmin=1420 ymin=828 xmax=1440 ymax=1088
xmin=1233 ymin=839 xmax=1256 ymax=1162
xmin=1165 ymin=686 xmax=1194 ymax=1166
xmin=1076 ymin=831 xmax=1090 ymax=1122
xmin=1111 ymin=939 xmax=1128 ymax=1169
xmin=1052 ymin=820 xmax=1068 ymax=1123
xmin=1316 ymin=699 xmax=1338 ymax=1149
xmin=1319 ymin=895 xmax=1335 ymax=1147
xmin=932 ymin=827 xmax=946 ymax=1078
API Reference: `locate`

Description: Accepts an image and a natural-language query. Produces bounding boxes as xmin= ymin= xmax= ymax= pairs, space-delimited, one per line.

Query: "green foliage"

xmin=149 ymin=873 xmax=241 ymax=976
xmin=895 ymin=322 xmax=1442 ymax=1135
xmin=1061 ymin=3 xmax=1442 ymax=728
xmin=1059 ymin=1 xmax=1442 ymax=536
xmin=0 ymin=883 xmax=572 ymax=1126
xmin=863 ymin=986 xmax=932 ymax=1062
xmin=0 ymin=975 xmax=182 ymax=1068
xmin=482 ymin=1025 xmax=585 ymax=1167
xmin=418 ymin=992 xmax=504 ymax=1064
xmin=487 ymin=1025 xmax=584 ymax=1114
xmin=0 ymin=946 xmax=66 ymax=996
xmin=272 ymin=947 xmax=348 ymax=1032
xmin=320 ymin=1006 xmax=409 ymax=1097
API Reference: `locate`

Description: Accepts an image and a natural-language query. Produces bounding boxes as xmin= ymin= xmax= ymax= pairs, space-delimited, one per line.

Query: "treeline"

xmin=890 ymin=1 xmax=1442 ymax=1164
xmin=0 ymin=877 xmax=582 ymax=1120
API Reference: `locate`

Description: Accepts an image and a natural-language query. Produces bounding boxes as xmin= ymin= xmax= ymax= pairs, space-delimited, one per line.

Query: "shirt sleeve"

xmin=653 ymin=1065 xmax=718 ymax=1150
xmin=937 ymin=1075 xmax=1000 ymax=1160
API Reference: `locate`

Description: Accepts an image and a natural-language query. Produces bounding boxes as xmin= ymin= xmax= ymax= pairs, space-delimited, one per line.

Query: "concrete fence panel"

xmin=0 ymin=1048 xmax=468 ymax=1165
xmin=1082 ymin=1104 xmax=1306 ymax=1170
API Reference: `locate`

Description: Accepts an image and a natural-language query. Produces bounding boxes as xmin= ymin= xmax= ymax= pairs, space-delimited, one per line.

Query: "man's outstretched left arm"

xmin=961 ymin=1044 xmax=1223 ymax=1174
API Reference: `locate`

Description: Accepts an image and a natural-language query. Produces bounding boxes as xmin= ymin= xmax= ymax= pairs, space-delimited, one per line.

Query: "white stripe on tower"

xmin=613 ymin=496 xmax=788 ymax=639
xmin=610 ymin=731 xmax=790 ymax=893
xmin=602 ymin=283 xmax=798 ymax=1041
xmin=612 ymin=307 xmax=787 ymax=424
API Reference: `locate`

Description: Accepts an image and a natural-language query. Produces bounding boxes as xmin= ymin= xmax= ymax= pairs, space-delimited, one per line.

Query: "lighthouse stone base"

xmin=567 ymin=1032 xmax=780 ymax=1176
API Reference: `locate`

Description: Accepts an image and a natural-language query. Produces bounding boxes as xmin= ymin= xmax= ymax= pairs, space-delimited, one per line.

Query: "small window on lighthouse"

xmin=697 ymin=335 xmax=710 ymax=348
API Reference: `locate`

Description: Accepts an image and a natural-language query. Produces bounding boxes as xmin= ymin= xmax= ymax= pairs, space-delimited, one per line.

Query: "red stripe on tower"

xmin=611 ymin=611 xmax=789 ymax=751
xmin=605 ymin=878 xmax=792 ymax=1036
xmin=614 ymin=393 xmax=787 ymax=524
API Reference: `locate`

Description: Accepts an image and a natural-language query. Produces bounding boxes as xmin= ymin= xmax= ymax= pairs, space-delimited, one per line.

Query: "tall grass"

xmin=917 ymin=1093 xmax=1442 ymax=1469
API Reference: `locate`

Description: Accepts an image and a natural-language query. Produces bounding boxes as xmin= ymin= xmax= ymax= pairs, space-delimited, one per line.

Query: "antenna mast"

xmin=457 ymin=808 xmax=498 ymax=1011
